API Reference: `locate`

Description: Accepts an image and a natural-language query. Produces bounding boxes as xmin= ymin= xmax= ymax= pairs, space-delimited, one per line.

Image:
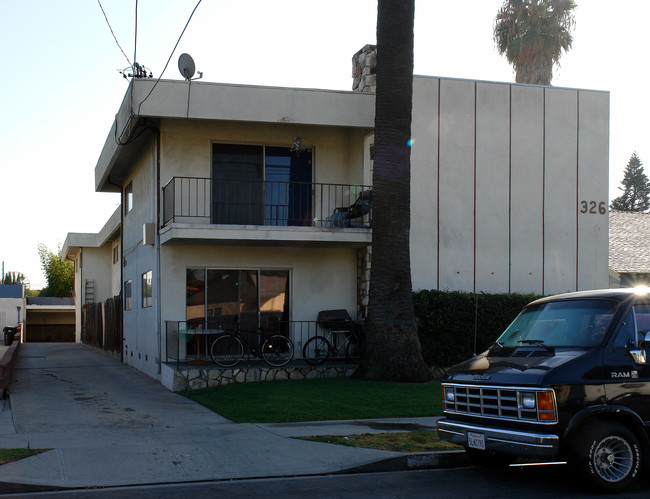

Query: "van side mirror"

xmin=640 ymin=331 xmax=650 ymax=349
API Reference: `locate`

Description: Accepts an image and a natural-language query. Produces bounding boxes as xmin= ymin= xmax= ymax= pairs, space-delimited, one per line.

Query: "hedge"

xmin=414 ymin=290 xmax=543 ymax=368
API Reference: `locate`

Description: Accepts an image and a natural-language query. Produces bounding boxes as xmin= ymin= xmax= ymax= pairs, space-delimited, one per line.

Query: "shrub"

xmin=413 ymin=290 xmax=542 ymax=368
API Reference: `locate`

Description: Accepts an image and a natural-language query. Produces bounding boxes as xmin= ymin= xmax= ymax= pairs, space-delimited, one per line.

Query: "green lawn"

xmin=0 ymin=449 xmax=48 ymax=465
xmin=182 ymin=377 xmax=442 ymax=423
xmin=299 ymin=431 xmax=462 ymax=452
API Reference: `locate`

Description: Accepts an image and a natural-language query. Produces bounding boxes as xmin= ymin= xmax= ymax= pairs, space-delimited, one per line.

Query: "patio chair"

xmin=330 ymin=190 xmax=372 ymax=228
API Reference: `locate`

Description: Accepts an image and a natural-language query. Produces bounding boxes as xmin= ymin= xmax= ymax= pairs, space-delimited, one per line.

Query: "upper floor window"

xmin=112 ymin=246 xmax=119 ymax=265
xmin=125 ymin=182 xmax=133 ymax=215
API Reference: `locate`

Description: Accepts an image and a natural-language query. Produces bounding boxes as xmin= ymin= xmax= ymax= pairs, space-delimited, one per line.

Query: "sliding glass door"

xmin=211 ymin=143 xmax=312 ymax=226
xmin=186 ymin=268 xmax=290 ymax=332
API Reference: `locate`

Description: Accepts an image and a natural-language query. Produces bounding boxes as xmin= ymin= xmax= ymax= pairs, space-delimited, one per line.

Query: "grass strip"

xmin=182 ymin=377 xmax=442 ymax=423
xmin=0 ymin=449 xmax=49 ymax=466
xmin=298 ymin=431 xmax=462 ymax=453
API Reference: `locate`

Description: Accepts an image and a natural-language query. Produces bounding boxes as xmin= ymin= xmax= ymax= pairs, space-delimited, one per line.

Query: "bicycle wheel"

xmin=302 ymin=336 xmax=332 ymax=366
xmin=345 ymin=334 xmax=360 ymax=361
xmin=262 ymin=335 xmax=294 ymax=367
xmin=210 ymin=334 xmax=244 ymax=367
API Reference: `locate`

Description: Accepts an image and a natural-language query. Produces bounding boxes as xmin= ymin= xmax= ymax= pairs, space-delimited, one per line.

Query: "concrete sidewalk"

xmin=0 ymin=343 xmax=464 ymax=490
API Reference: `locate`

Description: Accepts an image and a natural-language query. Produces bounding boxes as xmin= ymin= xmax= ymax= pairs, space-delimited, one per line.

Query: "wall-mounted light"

xmin=290 ymin=136 xmax=305 ymax=154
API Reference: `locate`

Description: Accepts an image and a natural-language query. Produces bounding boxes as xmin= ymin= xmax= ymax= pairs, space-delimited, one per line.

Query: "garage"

xmin=25 ymin=297 xmax=75 ymax=342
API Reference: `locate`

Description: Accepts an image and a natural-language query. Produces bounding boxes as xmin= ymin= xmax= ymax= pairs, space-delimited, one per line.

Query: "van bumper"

xmin=437 ymin=418 xmax=560 ymax=459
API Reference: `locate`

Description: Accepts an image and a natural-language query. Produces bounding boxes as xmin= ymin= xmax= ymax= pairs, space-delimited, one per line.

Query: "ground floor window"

xmin=186 ymin=268 xmax=290 ymax=332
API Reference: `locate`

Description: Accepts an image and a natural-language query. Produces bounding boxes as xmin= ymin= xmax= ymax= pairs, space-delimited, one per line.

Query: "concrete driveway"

xmin=0 ymin=343 xmax=399 ymax=488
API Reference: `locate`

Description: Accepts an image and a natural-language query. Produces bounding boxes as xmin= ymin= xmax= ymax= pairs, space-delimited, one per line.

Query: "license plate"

xmin=467 ymin=432 xmax=485 ymax=450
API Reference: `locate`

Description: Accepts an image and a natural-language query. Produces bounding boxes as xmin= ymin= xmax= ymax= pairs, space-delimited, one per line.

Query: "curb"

xmin=0 ymin=451 xmax=471 ymax=493
xmin=341 ymin=450 xmax=469 ymax=474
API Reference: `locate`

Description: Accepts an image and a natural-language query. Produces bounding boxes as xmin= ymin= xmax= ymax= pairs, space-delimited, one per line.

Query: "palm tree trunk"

xmin=356 ymin=0 xmax=431 ymax=382
xmin=515 ymin=54 xmax=553 ymax=85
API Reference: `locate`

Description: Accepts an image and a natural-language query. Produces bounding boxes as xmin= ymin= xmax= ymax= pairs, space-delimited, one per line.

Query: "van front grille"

xmin=442 ymin=383 xmax=556 ymax=423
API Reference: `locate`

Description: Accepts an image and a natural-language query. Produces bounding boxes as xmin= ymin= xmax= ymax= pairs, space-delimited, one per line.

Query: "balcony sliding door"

xmin=265 ymin=146 xmax=312 ymax=226
xmin=211 ymin=143 xmax=312 ymax=226
xmin=211 ymin=144 xmax=264 ymax=224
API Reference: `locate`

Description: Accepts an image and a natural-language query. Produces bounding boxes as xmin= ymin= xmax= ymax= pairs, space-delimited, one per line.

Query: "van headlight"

xmin=444 ymin=387 xmax=455 ymax=402
xmin=520 ymin=392 xmax=536 ymax=409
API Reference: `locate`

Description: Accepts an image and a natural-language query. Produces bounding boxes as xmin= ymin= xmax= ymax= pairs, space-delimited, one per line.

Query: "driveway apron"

xmin=0 ymin=343 xmax=397 ymax=488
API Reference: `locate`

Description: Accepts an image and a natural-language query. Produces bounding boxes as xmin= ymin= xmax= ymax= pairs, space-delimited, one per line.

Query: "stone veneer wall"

xmin=357 ymin=247 xmax=371 ymax=319
xmin=352 ymin=44 xmax=377 ymax=93
xmin=353 ymin=45 xmax=375 ymax=320
xmin=172 ymin=365 xmax=358 ymax=392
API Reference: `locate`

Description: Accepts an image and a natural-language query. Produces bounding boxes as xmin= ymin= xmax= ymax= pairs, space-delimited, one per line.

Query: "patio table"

xmin=178 ymin=328 xmax=224 ymax=366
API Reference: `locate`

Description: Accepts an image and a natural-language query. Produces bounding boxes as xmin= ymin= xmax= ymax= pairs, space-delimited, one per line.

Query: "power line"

xmin=97 ymin=0 xmax=132 ymax=66
xmin=133 ymin=0 xmax=138 ymax=70
xmin=114 ymin=0 xmax=202 ymax=146
xmin=136 ymin=0 xmax=203 ymax=116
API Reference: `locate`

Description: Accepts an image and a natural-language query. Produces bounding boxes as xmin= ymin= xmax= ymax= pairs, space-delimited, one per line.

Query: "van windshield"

xmin=496 ymin=299 xmax=619 ymax=348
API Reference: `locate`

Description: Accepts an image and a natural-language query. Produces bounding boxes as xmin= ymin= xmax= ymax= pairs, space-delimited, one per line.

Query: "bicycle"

xmin=209 ymin=319 xmax=294 ymax=368
xmin=302 ymin=324 xmax=361 ymax=366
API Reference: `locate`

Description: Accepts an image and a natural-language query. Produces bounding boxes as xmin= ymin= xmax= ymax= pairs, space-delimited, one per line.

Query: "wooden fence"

xmin=82 ymin=294 xmax=122 ymax=358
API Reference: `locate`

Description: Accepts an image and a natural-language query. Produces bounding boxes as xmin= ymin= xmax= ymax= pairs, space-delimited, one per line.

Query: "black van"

xmin=437 ymin=288 xmax=650 ymax=492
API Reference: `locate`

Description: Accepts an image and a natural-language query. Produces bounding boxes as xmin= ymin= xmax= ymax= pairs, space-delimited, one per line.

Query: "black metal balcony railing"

xmin=162 ymin=177 xmax=372 ymax=229
xmin=165 ymin=319 xmax=363 ymax=367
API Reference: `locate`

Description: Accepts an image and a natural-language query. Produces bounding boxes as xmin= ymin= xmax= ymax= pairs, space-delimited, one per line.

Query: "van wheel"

xmin=569 ymin=421 xmax=641 ymax=492
xmin=464 ymin=447 xmax=515 ymax=467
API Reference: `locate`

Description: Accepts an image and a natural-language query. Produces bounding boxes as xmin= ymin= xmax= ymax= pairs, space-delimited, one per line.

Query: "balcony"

xmin=161 ymin=177 xmax=372 ymax=246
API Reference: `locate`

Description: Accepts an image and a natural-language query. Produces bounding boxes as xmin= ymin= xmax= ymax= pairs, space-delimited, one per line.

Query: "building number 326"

xmin=579 ymin=201 xmax=607 ymax=215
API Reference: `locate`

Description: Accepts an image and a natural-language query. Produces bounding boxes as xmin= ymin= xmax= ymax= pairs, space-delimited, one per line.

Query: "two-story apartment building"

xmin=64 ymin=48 xmax=610 ymax=389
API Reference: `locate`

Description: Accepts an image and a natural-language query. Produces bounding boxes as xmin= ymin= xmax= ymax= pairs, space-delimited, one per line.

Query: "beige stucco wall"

xmin=159 ymin=119 xmax=370 ymax=190
xmin=82 ymin=246 xmax=113 ymax=303
xmin=96 ymin=80 xmax=375 ymax=192
xmin=111 ymin=238 xmax=121 ymax=297
xmin=116 ymin=115 xmax=372 ymax=379
xmin=71 ymin=251 xmax=82 ymax=342
xmin=121 ymin=138 xmax=159 ymax=377
xmin=410 ymin=76 xmax=609 ymax=295
xmin=159 ymin=244 xmax=358 ymax=359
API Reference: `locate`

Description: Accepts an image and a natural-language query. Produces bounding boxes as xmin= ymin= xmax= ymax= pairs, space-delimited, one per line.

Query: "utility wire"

xmin=130 ymin=0 xmax=139 ymax=126
xmin=136 ymin=0 xmax=203 ymax=116
xmin=97 ymin=0 xmax=132 ymax=66
xmin=133 ymin=0 xmax=138 ymax=68
xmin=114 ymin=0 xmax=202 ymax=145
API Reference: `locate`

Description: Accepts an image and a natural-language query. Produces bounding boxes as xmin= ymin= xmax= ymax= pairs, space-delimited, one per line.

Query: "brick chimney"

xmin=352 ymin=44 xmax=377 ymax=93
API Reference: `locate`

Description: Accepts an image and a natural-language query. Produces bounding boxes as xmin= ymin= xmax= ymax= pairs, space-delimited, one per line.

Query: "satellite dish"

xmin=178 ymin=53 xmax=196 ymax=80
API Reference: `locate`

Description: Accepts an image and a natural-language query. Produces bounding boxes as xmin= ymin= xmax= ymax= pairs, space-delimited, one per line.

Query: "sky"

xmin=1 ymin=0 xmax=648 ymax=289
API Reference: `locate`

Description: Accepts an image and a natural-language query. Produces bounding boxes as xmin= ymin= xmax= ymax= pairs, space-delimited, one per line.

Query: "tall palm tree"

xmin=356 ymin=0 xmax=431 ymax=382
xmin=494 ymin=0 xmax=576 ymax=85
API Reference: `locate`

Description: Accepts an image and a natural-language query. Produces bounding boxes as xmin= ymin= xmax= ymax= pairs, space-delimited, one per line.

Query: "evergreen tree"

xmin=611 ymin=152 xmax=650 ymax=212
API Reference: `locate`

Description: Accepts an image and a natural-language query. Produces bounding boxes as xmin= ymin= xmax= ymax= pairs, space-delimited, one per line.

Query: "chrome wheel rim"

xmin=593 ymin=436 xmax=633 ymax=483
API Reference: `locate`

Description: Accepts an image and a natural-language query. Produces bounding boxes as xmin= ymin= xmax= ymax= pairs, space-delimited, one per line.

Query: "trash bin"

xmin=3 ymin=327 xmax=18 ymax=346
